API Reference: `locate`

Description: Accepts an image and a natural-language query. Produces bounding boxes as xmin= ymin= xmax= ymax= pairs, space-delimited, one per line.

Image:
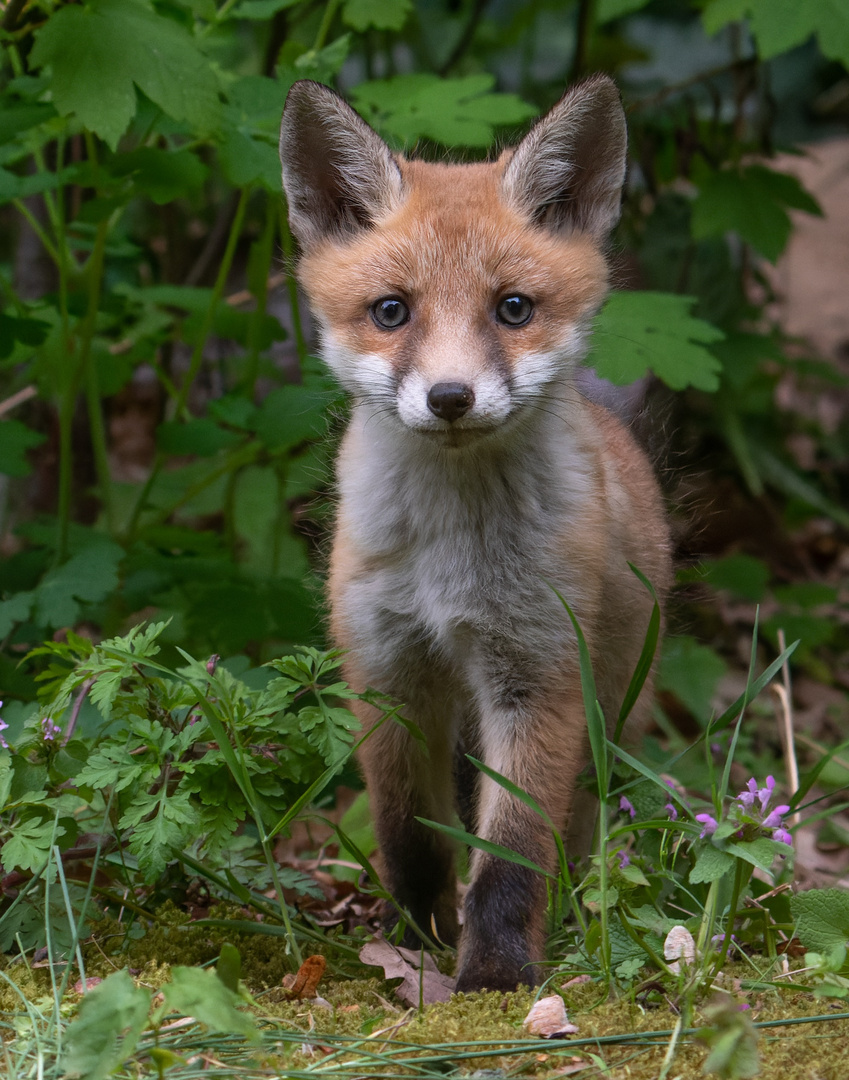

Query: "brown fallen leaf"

xmin=358 ymin=934 xmax=454 ymax=1006
xmin=282 ymin=955 xmax=327 ymax=999
xmin=523 ymin=995 xmax=579 ymax=1038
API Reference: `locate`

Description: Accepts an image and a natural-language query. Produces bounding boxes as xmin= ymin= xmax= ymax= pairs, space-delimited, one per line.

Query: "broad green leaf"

xmin=250 ymin=384 xmax=334 ymax=452
xmin=678 ymin=554 xmax=769 ymax=602
xmin=109 ymin=147 xmax=208 ymax=204
xmin=0 ymin=420 xmax=46 ymax=477
xmin=0 ymin=102 xmax=56 ymax=145
xmin=161 ymin=966 xmax=258 ymax=1040
xmin=34 ymin=539 xmax=124 ymax=630
xmin=351 ymin=74 xmax=537 ymax=149
xmin=30 ymin=0 xmax=221 ymax=150
xmin=0 ymin=590 xmax=35 ymax=639
xmin=587 ymin=292 xmax=724 ymax=391
xmin=0 ymin=313 xmax=50 ymax=357
xmin=657 ymin=635 xmax=728 ymax=723
xmin=229 ymin=0 xmax=301 ymax=17
xmin=692 ymin=165 xmax=821 ymax=263
xmin=62 ymin=970 xmax=152 ymax=1080
xmin=0 ymin=816 xmax=63 ymax=873
xmin=791 ymin=889 xmax=849 ymax=957
xmin=344 ymin=0 xmax=412 ymax=32
xmin=725 ymin=837 xmax=786 ymax=875
xmin=703 ymin=0 xmax=849 ymax=68
xmin=690 ymin=844 xmax=735 ymax=884
xmin=157 ymin=418 xmax=243 ymax=457
xmin=598 ymin=0 xmax=652 ymax=20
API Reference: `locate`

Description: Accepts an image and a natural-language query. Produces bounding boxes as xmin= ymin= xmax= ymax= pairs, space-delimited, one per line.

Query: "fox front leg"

xmin=455 ymin=693 xmax=588 ymax=993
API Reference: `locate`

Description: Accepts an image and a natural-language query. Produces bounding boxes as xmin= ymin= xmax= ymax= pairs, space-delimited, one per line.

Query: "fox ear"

xmin=279 ymin=80 xmax=403 ymax=249
xmin=501 ymin=75 xmax=627 ymax=238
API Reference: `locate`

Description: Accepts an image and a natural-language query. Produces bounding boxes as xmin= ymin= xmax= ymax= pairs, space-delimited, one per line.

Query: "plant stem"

xmin=313 ymin=0 xmax=341 ymax=51
xmin=711 ymin=857 xmax=750 ymax=977
xmin=243 ymin=196 xmax=276 ymax=399
xmin=173 ymin=186 xmax=251 ymax=420
xmin=570 ymin=0 xmax=598 ymax=82
xmin=278 ymin=203 xmax=308 ymax=365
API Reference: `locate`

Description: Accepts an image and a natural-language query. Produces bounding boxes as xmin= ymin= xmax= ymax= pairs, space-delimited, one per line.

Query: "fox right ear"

xmin=279 ymin=81 xmax=403 ymax=250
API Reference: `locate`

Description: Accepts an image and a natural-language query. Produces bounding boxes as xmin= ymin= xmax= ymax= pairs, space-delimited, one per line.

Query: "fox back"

xmin=279 ymin=76 xmax=671 ymax=993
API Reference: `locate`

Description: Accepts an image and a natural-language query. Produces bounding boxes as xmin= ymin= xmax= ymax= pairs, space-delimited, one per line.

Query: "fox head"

xmin=279 ymin=77 xmax=627 ymax=446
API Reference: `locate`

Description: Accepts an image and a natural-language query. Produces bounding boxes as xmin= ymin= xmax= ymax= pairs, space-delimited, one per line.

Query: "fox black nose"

xmin=427 ymin=382 xmax=475 ymax=422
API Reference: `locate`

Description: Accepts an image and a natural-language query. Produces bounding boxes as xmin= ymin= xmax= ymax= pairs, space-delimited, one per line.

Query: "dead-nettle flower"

xmin=665 ymin=802 xmax=678 ymax=821
xmin=41 ymin=716 xmax=61 ymax=741
xmin=0 ymin=701 xmax=7 ymax=749
xmin=735 ymin=775 xmax=792 ymax=846
xmin=619 ymin=796 xmax=636 ymax=820
xmin=696 ymin=813 xmax=718 ymax=838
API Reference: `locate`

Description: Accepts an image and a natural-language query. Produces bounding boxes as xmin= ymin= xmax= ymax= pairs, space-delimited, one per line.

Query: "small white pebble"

xmin=664 ymin=925 xmax=696 ymax=974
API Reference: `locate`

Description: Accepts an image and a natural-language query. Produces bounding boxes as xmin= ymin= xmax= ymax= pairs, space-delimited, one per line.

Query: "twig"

xmin=0 ymin=385 xmax=38 ymax=418
xmin=773 ymin=628 xmax=800 ymax=825
xmin=63 ymin=677 xmax=95 ymax=745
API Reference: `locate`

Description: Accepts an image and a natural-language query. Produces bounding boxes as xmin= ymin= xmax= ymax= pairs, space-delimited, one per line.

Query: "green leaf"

xmin=657 ymin=635 xmax=728 ymax=723
xmin=791 ymin=889 xmax=849 ymax=959
xmin=0 ymin=313 xmax=51 ymax=357
xmin=0 ymin=816 xmax=62 ymax=873
xmin=160 ymin=966 xmax=258 ymax=1040
xmin=109 ymin=147 xmax=208 ymax=204
xmin=30 ymin=0 xmax=221 ymax=150
xmin=678 ymin=554 xmax=770 ymax=603
xmin=692 ymin=165 xmax=821 ymax=263
xmin=587 ymin=292 xmax=724 ymax=391
xmin=690 ymin=845 xmax=736 ymax=884
xmin=598 ymin=0 xmax=652 ymax=20
xmin=33 ymin=539 xmax=124 ymax=630
xmin=725 ymin=837 xmax=785 ymax=875
xmin=157 ymin=418 xmax=243 ymax=457
xmin=228 ymin=0 xmax=301 ymax=18
xmin=703 ymin=0 xmax=849 ymax=68
xmin=62 ymin=970 xmax=152 ymax=1080
xmin=343 ymin=0 xmax=413 ymax=32
xmin=0 ymin=420 xmax=46 ymax=477
xmin=351 ymin=74 xmax=537 ymax=149
xmin=417 ymin=818 xmax=554 ymax=878
xmin=250 ymin=384 xmax=334 ymax=452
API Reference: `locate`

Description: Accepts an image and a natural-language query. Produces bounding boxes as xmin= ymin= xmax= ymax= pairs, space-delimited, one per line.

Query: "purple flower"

xmin=665 ymin=802 xmax=678 ymax=821
xmin=773 ymin=827 xmax=793 ymax=846
xmin=696 ymin=813 xmax=718 ymax=838
xmin=619 ymin=796 xmax=636 ymax=820
xmin=617 ymin=850 xmax=631 ymax=868
xmin=41 ymin=717 xmax=61 ymax=741
xmin=763 ymin=805 xmax=790 ymax=829
xmin=0 ymin=703 xmax=7 ymax=750
xmin=736 ymin=777 xmax=759 ymax=809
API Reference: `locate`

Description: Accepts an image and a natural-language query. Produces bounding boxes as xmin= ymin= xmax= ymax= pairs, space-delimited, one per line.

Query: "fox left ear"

xmin=501 ymin=74 xmax=627 ymax=238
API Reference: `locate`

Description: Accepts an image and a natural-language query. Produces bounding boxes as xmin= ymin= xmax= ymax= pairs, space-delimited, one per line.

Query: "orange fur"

xmin=280 ymin=76 xmax=671 ymax=992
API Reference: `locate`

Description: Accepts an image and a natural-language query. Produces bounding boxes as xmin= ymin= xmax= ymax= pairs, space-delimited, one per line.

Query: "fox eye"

xmin=371 ymin=297 xmax=410 ymax=329
xmin=496 ymin=294 xmax=533 ymax=326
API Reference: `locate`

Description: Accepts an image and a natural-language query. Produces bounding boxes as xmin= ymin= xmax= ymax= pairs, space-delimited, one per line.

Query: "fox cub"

xmin=279 ymin=75 xmax=671 ymax=993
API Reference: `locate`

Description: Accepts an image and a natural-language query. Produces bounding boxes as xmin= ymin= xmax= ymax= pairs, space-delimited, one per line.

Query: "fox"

xmin=278 ymin=74 xmax=672 ymax=993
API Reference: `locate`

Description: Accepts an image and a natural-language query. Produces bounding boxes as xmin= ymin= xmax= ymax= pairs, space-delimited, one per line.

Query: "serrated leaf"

xmin=703 ymin=0 xmax=849 ymax=68
xmin=587 ymin=291 xmax=724 ymax=391
xmin=109 ymin=147 xmax=208 ymax=204
xmin=692 ymin=165 xmax=820 ymax=263
xmin=343 ymin=0 xmax=412 ymax=32
xmin=791 ymin=889 xmax=849 ymax=957
xmin=33 ymin=540 xmax=124 ymax=630
xmin=351 ymin=74 xmax=537 ymax=149
xmin=657 ymin=635 xmax=728 ymax=722
xmin=30 ymin=0 xmax=221 ymax=150
xmin=0 ymin=420 xmax=46 ymax=477
xmin=250 ymin=384 xmax=334 ymax=452
xmin=690 ymin=844 xmax=736 ymax=884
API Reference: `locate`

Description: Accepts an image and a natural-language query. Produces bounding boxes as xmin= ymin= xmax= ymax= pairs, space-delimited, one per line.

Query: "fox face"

xmin=281 ymin=78 xmax=625 ymax=447
xmin=279 ymin=76 xmax=670 ymax=994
